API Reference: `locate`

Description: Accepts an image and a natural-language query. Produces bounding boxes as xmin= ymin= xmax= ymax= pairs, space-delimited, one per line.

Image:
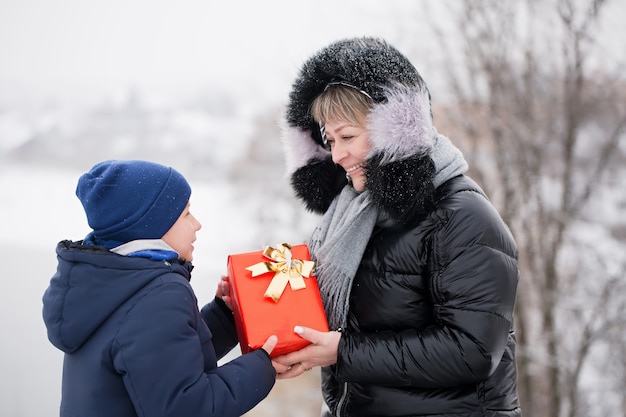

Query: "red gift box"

xmin=227 ymin=243 xmax=329 ymax=357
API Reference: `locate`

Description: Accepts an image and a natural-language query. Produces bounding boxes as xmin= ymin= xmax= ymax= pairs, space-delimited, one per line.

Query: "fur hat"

xmin=282 ymin=37 xmax=436 ymax=222
xmin=76 ymin=160 xmax=191 ymax=243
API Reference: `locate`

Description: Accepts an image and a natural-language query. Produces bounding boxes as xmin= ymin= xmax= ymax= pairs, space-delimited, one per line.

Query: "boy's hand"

xmin=262 ymin=335 xmax=278 ymax=356
xmin=215 ymin=275 xmax=233 ymax=310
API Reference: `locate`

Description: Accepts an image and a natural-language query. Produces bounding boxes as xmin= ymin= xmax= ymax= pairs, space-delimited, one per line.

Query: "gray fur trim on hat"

xmin=368 ymin=83 xmax=434 ymax=164
xmin=281 ymin=120 xmax=331 ymax=175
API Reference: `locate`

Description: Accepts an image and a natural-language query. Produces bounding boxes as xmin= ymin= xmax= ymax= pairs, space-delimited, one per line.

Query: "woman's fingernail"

xmin=294 ymin=326 xmax=303 ymax=334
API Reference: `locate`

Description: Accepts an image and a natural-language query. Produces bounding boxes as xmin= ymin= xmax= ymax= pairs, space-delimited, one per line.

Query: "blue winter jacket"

xmin=42 ymin=240 xmax=276 ymax=417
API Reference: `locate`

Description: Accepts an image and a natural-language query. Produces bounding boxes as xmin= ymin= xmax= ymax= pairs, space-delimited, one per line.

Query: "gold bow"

xmin=246 ymin=243 xmax=315 ymax=302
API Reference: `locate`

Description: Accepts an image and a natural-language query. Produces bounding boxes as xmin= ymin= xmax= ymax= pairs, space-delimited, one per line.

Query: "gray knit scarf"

xmin=309 ymin=133 xmax=467 ymax=330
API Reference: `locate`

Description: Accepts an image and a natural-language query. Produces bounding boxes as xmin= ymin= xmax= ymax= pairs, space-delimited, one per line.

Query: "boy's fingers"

xmin=262 ymin=335 xmax=278 ymax=355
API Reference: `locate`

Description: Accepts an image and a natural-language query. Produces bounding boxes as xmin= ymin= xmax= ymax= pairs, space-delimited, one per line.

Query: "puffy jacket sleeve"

xmin=200 ymin=297 xmax=238 ymax=359
xmin=336 ymin=190 xmax=519 ymax=388
xmin=112 ymin=277 xmax=276 ymax=417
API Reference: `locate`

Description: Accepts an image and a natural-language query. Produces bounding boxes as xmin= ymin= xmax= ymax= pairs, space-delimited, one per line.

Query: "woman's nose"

xmin=331 ymin=142 xmax=347 ymax=164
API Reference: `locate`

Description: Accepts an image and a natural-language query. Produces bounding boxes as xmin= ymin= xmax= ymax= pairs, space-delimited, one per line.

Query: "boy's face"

xmin=161 ymin=202 xmax=201 ymax=262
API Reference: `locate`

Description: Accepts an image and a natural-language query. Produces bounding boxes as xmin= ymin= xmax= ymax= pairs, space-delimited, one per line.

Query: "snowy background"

xmin=1 ymin=0 xmax=625 ymax=416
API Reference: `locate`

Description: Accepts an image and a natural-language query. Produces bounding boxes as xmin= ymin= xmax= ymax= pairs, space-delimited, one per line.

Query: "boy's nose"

xmin=191 ymin=215 xmax=202 ymax=231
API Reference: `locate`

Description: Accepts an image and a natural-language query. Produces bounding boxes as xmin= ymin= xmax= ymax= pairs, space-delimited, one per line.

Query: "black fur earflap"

xmin=366 ymin=153 xmax=436 ymax=224
xmin=290 ymin=158 xmax=348 ymax=214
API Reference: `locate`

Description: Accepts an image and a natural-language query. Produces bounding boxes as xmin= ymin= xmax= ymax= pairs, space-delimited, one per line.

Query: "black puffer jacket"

xmin=321 ymin=175 xmax=521 ymax=417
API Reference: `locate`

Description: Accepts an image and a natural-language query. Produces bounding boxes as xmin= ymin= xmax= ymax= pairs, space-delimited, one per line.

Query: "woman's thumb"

xmin=294 ymin=325 xmax=314 ymax=342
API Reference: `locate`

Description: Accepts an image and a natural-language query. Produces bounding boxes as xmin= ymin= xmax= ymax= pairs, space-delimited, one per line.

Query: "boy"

xmin=42 ymin=160 xmax=277 ymax=417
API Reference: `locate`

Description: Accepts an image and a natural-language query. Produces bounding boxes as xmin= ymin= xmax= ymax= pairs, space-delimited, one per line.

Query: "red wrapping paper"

xmin=227 ymin=244 xmax=329 ymax=357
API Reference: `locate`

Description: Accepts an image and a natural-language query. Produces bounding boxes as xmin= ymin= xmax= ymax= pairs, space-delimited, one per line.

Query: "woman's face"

xmin=324 ymin=117 xmax=372 ymax=192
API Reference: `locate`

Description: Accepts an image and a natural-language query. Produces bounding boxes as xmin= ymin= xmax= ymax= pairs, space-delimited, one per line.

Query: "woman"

xmin=274 ymin=37 xmax=522 ymax=417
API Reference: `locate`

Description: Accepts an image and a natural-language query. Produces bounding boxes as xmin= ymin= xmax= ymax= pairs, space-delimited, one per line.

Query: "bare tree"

xmin=426 ymin=0 xmax=626 ymax=416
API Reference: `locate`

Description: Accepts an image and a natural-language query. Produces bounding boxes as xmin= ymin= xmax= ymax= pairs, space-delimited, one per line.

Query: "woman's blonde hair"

xmin=310 ymin=84 xmax=373 ymax=126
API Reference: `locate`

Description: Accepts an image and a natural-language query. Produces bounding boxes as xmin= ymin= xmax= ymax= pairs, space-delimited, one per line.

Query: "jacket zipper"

xmin=336 ymin=382 xmax=348 ymax=417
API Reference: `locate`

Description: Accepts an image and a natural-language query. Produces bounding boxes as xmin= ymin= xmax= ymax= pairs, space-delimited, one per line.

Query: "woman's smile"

xmin=345 ymin=162 xmax=365 ymax=173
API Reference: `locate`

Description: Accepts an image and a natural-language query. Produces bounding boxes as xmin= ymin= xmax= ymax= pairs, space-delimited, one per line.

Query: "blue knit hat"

xmin=76 ymin=160 xmax=191 ymax=243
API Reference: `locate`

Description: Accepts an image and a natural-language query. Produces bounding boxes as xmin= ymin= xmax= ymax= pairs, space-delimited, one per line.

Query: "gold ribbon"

xmin=246 ymin=243 xmax=315 ymax=302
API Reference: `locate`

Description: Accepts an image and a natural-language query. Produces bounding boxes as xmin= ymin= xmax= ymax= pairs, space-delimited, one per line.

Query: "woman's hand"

xmin=272 ymin=326 xmax=341 ymax=379
xmin=215 ymin=275 xmax=233 ymax=310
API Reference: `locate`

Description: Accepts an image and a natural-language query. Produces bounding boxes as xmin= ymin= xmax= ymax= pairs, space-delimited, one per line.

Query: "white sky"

xmin=0 ymin=0 xmax=436 ymax=107
xmin=2 ymin=0 xmax=622 ymax=109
